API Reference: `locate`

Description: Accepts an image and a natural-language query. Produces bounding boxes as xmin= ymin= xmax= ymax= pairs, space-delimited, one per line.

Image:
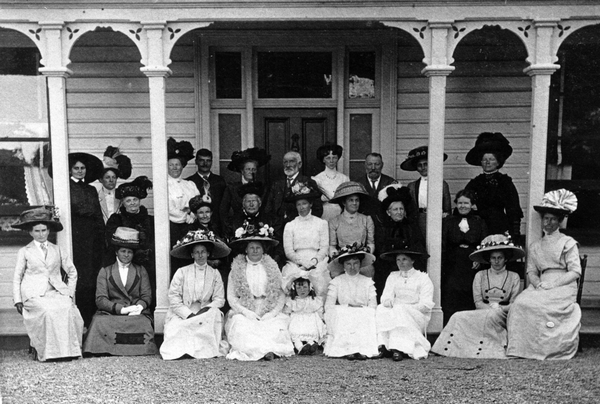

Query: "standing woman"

xmin=167 ymin=137 xmax=199 ymax=275
xmin=464 ymin=132 xmax=523 ymax=238
xmin=312 ymin=143 xmax=349 ymax=221
xmin=68 ymin=152 xmax=105 ymax=327
xmin=93 ymin=146 xmax=132 ymax=224
xmin=225 ymin=223 xmax=294 ymax=361
xmin=441 ymin=189 xmax=488 ymax=323
xmin=281 ymin=181 xmax=330 ymax=298
xmin=161 ymin=229 xmax=231 ymax=360
xmin=432 ymin=234 xmax=523 ymax=359
xmin=12 ymin=206 xmax=84 ymax=361
xmin=507 ymin=189 xmax=582 ymax=360
xmin=328 ymin=181 xmax=375 ymax=277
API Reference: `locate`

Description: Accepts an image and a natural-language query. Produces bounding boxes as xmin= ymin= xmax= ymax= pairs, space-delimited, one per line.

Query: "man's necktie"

xmin=41 ymin=243 xmax=47 ymax=259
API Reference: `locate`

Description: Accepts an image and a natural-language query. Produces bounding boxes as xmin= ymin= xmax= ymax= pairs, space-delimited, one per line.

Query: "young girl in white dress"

xmin=284 ymin=275 xmax=326 ymax=355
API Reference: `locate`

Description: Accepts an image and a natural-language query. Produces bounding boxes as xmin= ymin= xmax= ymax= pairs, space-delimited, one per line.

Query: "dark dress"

xmin=441 ymin=210 xmax=488 ymax=324
xmin=464 ymin=172 xmax=523 ymax=238
xmin=70 ymin=179 xmax=105 ymax=327
xmin=373 ymin=214 xmax=425 ymax=300
xmin=186 ymin=172 xmax=227 ymax=235
xmin=105 ymin=205 xmax=156 ymax=306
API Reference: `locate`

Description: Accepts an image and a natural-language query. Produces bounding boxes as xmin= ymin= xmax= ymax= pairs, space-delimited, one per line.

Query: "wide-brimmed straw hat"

xmin=12 ymin=206 xmax=63 ymax=232
xmin=465 ymin=132 xmax=513 ymax=167
xmin=400 ymin=146 xmax=447 ymax=172
xmin=329 ymin=181 xmax=370 ymax=205
xmin=469 ymin=234 xmax=525 ymax=264
xmin=111 ymin=227 xmax=140 ymax=249
xmin=377 ymin=184 xmax=411 ymax=212
xmin=328 ymin=243 xmax=375 ymax=275
xmin=284 ymin=181 xmax=321 ymax=203
xmin=229 ymin=221 xmax=279 ymax=249
xmin=380 ymin=243 xmax=429 ymax=261
xmin=227 ymin=147 xmax=271 ymax=173
xmin=533 ymin=189 xmax=578 ymax=217
xmin=167 ymin=137 xmax=195 ymax=168
xmin=170 ymin=229 xmax=231 ymax=259
xmin=115 ymin=176 xmax=153 ymax=200
xmin=101 ymin=146 xmax=132 ymax=180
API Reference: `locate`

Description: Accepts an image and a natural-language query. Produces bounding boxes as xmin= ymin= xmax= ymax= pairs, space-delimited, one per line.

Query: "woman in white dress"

xmin=225 ymin=223 xmax=294 ymax=361
xmin=324 ymin=245 xmax=378 ymax=360
xmin=312 ymin=143 xmax=349 ymax=221
xmin=281 ymin=181 xmax=330 ymax=298
xmin=376 ymin=246 xmax=433 ymax=361
xmin=12 ymin=206 xmax=84 ymax=361
xmin=160 ymin=229 xmax=231 ymax=360
xmin=431 ymin=234 xmax=523 ymax=359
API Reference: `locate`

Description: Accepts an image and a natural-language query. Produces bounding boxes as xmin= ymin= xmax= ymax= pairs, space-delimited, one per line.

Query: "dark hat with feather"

xmin=116 ymin=176 xmax=153 ymax=200
xmin=167 ymin=137 xmax=195 ymax=168
xmin=400 ymin=146 xmax=447 ymax=172
xmin=101 ymin=146 xmax=132 ymax=179
xmin=465 ymin=132 xmax=513 ymax=167
xmin=378 ymin=184 xmax=412 ymax=212
xmin=227 ymin=147 xmax=271 ymax=173
xmin=237 ymin=182 xmax=265 ymax=199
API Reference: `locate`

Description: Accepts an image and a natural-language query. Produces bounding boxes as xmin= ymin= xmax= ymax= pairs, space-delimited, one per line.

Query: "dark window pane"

xmin=215 ymin=52 xmax=242 ymax=99
xmin=0 ymin=48 xmax=39 ymax=75
xmin=257 ymin=52 xmax=332 ymax=98
xmin=349 ymin=51 xmax=376 ymax=99
xmin=218 ymin=114 xmax=242 ymax=184
xmin=349 ymin=114 xmax=372 ymax=180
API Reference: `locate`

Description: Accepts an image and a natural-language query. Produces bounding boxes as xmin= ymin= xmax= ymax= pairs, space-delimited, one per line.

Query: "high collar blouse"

xmin=168 ymin=175 xmax=200 ymax=223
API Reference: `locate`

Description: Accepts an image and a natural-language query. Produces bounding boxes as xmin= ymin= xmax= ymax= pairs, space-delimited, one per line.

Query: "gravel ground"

xmin=2 ymin=348 xmax=600 ymax=404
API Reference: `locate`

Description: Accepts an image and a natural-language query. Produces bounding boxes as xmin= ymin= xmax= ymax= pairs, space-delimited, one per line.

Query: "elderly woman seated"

xmin=84 ymin=227 xmax=158 ymax=356
xmin=376 ymin=245 xmax=433 ymax=361
xmin=324 ymin=245 xmax=378 ymax=360
xmin=225 ymin=223 xmax=294 ymax=361
xmin=12 ymin=206 xmax=84 ymax=361
xmin=431 ymin=234 xmax=523 ymax=359
xmin=160 ymin=229 xmax=231 ymax=360
xmin=507 ymin=189 xmax=582 ymax=360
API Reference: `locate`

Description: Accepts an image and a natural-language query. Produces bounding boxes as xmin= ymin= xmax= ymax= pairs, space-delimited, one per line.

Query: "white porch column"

xmin=39 ymin=22 xmax=73 ymax=257
xmin=422 ymin=22 xmax=455 ymax=333
xmin=523 ymin=20 xmax=560 ymax=248
xmin=141 ymin=22 xmax=172 ymax=333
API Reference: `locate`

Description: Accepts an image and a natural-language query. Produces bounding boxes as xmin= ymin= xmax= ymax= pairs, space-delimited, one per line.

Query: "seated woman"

xmin=507 ymin=189 xmax=581 ymax=360
xmin=281 ymin=181 xmax=330 ymax=298
xmin=160 ymin=229 xmax=231 ymax=360
xmin=12 ymin=206 xmax=84 ymax=361
xmin=324 ymin=245 xmax=378 ymax=360
xmin=225 ymin=223 xmax=294 ymax=361
xmin=431 ymin=234 xmax=523 ymax=359
xmin=376 ymin=246 xmax=433 ymax=361
xmin=84 ymin=227 xmax=158 ymax=356
xmin=329 ymin=182 xmax=375 ymax=278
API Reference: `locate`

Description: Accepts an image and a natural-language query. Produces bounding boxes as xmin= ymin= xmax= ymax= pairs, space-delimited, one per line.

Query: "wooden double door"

xmin=254 ymin=109 xmax=336 ymax=184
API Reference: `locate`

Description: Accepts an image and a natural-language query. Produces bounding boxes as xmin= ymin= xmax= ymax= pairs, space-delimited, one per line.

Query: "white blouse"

xmin=283 ymin=214 xmax=329 ymax=266
xmin=313 ymin=169 xmax=350 ymax=202
xmin=246 ymin=259 xmax=268 ymax=298
xmin=168 ymin=176 xmax=200 ymax=223
xmin=380 ymin=269 xmax=434 ymax=314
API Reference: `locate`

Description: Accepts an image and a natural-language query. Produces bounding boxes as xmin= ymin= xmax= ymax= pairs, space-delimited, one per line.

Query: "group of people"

xmin=11 ymin=131 xmax=583 ymax=362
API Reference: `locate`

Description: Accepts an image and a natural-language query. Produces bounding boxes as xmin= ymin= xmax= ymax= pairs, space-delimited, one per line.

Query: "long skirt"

xmin=431 ymin=308 xmax=509 ymax=359
xmin=225 ymin=312 xmax=294 ymax=361
xmin=83 ymin=312 xmax=158 ymax=356
xmin=376 ymin=304 xmax=431 ymax=360
xmin=22 ymin=291 xmax=84 ymax=361
xmin=324 ymin=306 xmax=378 ymax=358
xmin=507 ymin=284 xmax=581 ymax=360
xmin=289 ymin=312 xmax=326 ymax=349
xmin=160 ymin=307 xmax=225 ymax=360
xmin=282 ymin=259 xmax=331 ymax=299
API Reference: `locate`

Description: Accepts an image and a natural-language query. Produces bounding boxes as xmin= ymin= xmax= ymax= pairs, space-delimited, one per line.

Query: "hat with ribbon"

xmin=229 ymin=220 xmax=279 ymax=249
xmin=111 ymin=227 xmax=140 ymax=249
xmin=469 ymin=233 xmax=525 ymax=264
xmin=101 ymin=146 xmax=132 ymax=180
xmin=12 ymin=205 xmax=63 ymax=232
xmin=170 ymin=229 xmax=231 ymax=259
xmin=284 ymin=181 xmax=321 ymax=203
xmin=329 ymin=181 xmax=370 ymax=206
xmin=115 ymin=176 xmax=153 ymax=200
xmin=327 ymin=243 xmax=376 ymax=277
xmin=400 ymin=146 xmax=448 ymax=172
xmin=377 ymin=183 xmax=411 ymax=212
xmin=533 ymin=189 xmax=578 ymax=217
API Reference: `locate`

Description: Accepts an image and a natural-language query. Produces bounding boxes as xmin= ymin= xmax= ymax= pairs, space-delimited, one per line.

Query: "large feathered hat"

xmin=167 ymin=137 xmax=195 ymax=168
xmin=377 ymin=184 xmax=411 ymax=212
xmin=465 ymin=132 xmax=513 ymax=167
xmin=533 ymin=189 xmax=578 ymax=217
xmin=400 ymin=146 xmax=447 ymax=172
xmin=327 ymin=243 xmax=376 ymax=278
xmin=284 ymin=181 xmax=321 ymax=203
xmin=170 ymin=229 xmax=231 ymax=259
xmin=469 ymin=234 xmax=525 ymax=264
xmin=227 ymin=147 xmax=271 ymax=173
xmin=115 ymin=176 xmax=153 ymax=200
xmin=101 ymin=146 xmax=132 ymax=179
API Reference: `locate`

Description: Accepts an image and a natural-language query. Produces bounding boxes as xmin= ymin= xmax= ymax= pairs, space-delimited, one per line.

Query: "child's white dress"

xmin=284 ymin=295 xmax=326 ymax=350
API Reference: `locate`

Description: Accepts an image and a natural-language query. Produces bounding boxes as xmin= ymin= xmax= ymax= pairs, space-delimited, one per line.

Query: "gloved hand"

xmin=120 ymin=305 xmax=135 ymax=315
xmin=382 ymin=299 xmax=394 ymax=308
xmin=128 ymin=305 xmax=143 ymax=316
xmin=489 ymin=302 xmax=500 ymax=309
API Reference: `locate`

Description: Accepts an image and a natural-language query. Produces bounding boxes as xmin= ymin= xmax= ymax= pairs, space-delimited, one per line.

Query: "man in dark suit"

xmin=186 ymin=149 xmax=227 ymax=233
xmin=264 ymin=151 xmax=323 ymax=224
xmin=355 ymin=152 xmax=397 ymax=217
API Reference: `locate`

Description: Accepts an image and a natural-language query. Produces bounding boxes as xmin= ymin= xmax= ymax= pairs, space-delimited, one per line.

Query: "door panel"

xmin=254 ymin=109 xmax=336 ymax=184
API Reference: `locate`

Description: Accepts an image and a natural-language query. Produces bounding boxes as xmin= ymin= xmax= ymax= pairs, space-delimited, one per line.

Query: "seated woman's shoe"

xmin=298 ymin=344 xmax=312 ymax=356
xmin=378 ymin=345 xmax=391 ymax=359
xmin=346 ymin=354 xmax=356 ymax=360
xmin=354 ymin=353 xmax=368 ymax=360
xmin=309 ymin=342 xmax=319 ymax=355
xmin=392 ymin=350 xmax=403 ymax=362
xmin=263 ymin=352 xmax=275 ymax=361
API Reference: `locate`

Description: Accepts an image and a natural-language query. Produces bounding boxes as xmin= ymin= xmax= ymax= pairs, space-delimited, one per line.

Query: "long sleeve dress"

xmin=83 ymin=262 xmax=158 ymax=356
xmin=13 ymin=241 xmax=84 ymax=361
xmin=225 ymin=254 xmax=294 ymax=361
xmin=281 ymin=213 xmax=331 ymax=298
xmin=168 ymin=176 xmax=200 ymax=275
xmin=324 ymin=273 xmax=378 ymax=358
xmin=376 ymin=269 xmax=434 ymax=360
xmin=507 ymin=230 xmax=582 ymax=360
xmin=329 ymin=212 xmax=375 ymax=277
xmin=312 ymin=168 xmax=349 ymax=221
xmin=432 ymin=267 xmax=521 ymax=358
xmin=441 ymin=211 xmax=488 ymax=323
xmin=160 ymin=263 xmax=226 ymax=360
